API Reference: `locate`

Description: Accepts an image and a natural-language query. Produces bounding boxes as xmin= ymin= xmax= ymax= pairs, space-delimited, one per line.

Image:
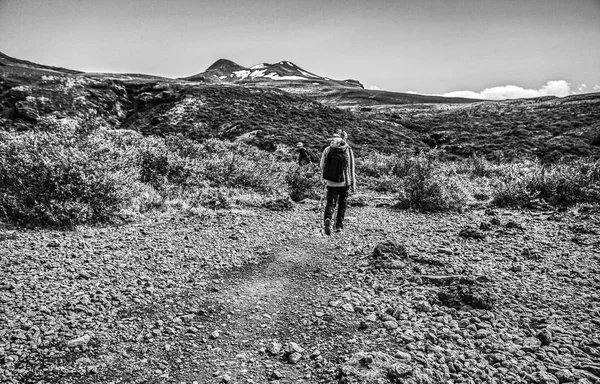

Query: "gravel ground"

xmin=1 ymin=199 xmax=599 ymax=384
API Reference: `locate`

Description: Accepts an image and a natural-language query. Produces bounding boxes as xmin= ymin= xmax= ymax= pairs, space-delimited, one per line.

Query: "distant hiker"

xmin=296 ymin=142 xmax=312 ymax=166
xmin=320 ymin=137 xmax=356 ymax=235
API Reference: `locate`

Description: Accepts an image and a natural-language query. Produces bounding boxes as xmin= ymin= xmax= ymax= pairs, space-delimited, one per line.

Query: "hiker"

xmin=295 ymin=142 xmax=312 ymax=166
xmin=320 ymin=137 xmax=356 ymax=235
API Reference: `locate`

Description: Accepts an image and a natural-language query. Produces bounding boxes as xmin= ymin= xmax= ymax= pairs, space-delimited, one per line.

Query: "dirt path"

xmin=175 ymin=232 xmax=359 ymax=383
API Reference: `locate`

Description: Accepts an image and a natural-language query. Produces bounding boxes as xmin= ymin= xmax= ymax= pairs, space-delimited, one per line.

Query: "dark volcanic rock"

xmin=438 ymin=285 xmax=496 ymax=310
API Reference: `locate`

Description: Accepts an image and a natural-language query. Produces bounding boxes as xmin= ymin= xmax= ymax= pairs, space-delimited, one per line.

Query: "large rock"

xmin=437 ymin=285 xmax=496 ymax=310
xmin=372 ymin=241 xmax=409 ymax=260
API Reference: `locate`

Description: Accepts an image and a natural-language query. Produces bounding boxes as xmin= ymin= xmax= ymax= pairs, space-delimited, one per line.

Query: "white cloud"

xmin=594 ymin=85 xmax=600 ymax=91
xmin=367 ymin=85 xmax=382 ymax=91
xmin=442 ymin=80 xmax=573 ymax=100
xmin=578 ymin=84 xmax=587 ymax=92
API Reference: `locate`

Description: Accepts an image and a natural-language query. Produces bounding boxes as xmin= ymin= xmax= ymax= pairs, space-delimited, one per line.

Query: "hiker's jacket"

xmin=320 ymin=138 xmax=356 ymax=190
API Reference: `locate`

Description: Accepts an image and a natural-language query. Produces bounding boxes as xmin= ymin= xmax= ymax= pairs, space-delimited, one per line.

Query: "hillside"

xmin=1 ymin=51 xmax=599 ymax=160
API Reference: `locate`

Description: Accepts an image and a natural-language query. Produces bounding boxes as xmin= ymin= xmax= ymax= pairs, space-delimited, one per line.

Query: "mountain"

xmin=182 ymin=58 xmax=481 ymax=107
xmin=182 ymin=58 xmax=364 ymax=89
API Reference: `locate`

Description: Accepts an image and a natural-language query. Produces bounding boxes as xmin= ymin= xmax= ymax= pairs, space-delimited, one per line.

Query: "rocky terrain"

xmin=1 ymin=198 xmax=599 ymax=383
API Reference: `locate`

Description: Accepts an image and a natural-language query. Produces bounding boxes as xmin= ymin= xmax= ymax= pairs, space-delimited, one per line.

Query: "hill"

xmin=1 ymin=51 xmax=599 ymax=160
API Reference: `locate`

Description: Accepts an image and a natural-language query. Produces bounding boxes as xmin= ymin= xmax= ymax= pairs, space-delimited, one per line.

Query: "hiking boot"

xmin=324 ymin=218 xmax=331 ymax=236
xmin=335 ymin=223 xmax=343 ymax=233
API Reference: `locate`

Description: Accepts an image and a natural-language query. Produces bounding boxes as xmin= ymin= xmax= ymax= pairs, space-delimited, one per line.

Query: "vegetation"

xmin=357 ymin=151 xmax=600 ymax=212
xmin=0 ymin=118 xmax=321 ymax=227
xmin=1 ymin=112 xmax=599 ymax=227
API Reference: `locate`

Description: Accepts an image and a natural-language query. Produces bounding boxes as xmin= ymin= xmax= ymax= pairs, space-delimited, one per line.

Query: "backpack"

xmin=323 ymin=147 xmax=347 ymax=182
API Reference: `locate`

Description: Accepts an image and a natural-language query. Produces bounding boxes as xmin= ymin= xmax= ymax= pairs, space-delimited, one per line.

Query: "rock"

xmin=372 ymin=241 xmax=409 ymax=260
xmin=388 ymin=362 xmax=414 ymax=379
xmin=288 ymin=342 xmax=305 ymax=354
xmin=511 ymin=264 xmax=524 ymax=272
xmin=342 ymin=303 xmax=354 ymax=312
xmin=506 ymin=221 xmax=525 ymax=230
xmin=531 ymin=371 xmax=560 ymax=384
xmin=271 ymin=370 xmax=284 ymax=379
xmin=536 ymin=329 xmax=553 ymax=346
xmin=479 ymin=222 xmax=492 ymax=231
xmin=288 ymin=352 xmax=302 ymax=364
xmin=394 ymin=351 xmax=412 ymax=361
xmin=578 ymin=364 xmax=600 ymax=378
xmin=438 ymin=285 xmax=496 ymax=310
xmin=523 ymin=337 xmax=542 ymax=352
xmin=490 ymin=217 xmax=501 ymax=226
xmin=415 ymin=300 xmax=432 ymax=312
xmin=555 ymin=369 xmax=574 ymax=383
xmin=383 ymin=320 xmax=398 ymax=330
xmin=459 ymin=227 xmax=486 ymax=239
xmin=66 ymin=334 xmax=91 ymax=348
xmin=210 ymin=330 xmax=221 ymax=339
xmin=267 ymin=342 xmax=282 ymax=355
xmin=438 ymin=248 xmax=453 ymax=255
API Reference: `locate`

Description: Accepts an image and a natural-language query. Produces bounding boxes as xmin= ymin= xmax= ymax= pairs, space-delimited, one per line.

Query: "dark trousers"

xmin=324 ymin=186 xmax=349 ymax=228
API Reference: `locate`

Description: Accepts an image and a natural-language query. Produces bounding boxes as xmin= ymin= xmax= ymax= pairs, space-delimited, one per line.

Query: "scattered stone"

xmin=210 ymin=330 xmax=221 ymax=339
xmin=288 ymin=352 xmax=302 ymax=364
xmin=459 ymin=227 xmax=486 ymax=239
xmin=66 ymin=334 xmax=91 ymax=348
xmin=536 ymin=329 xmax=553 ymax=346
xmin=394 ymin=351 xmax=411 ymax=361
xmin=267 ymin=342 xmax=282 ymax=355
xmin=554 ymin=369 xmax=574 ymax=383
xmin=383 ymin=320 xmax=398 ymax=330
xmin=506 ymin=221 xmax=525 ymax=230
xmin=414 ymin=300 xmax=432 ymax=312
xmin=342 ymin=303 xmax=354 ymax=312
xmin=288 ymin=342 xmax=305 ymax=354
xmin=372 ymin=241 xmax=409 ymax=260
xmin=479 ymin=222 xmax=492 ymax=231
xmin=530 ymin=371 xmax=559 ymax=384
xmin=523 ymin=337 xmax=542 ymax=352
xmin=438 ymin=285 xmax=496 ymax=310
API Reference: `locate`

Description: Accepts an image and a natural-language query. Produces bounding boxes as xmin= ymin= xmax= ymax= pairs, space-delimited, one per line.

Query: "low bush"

xmin=284 ymin=164 xmax=322 ymax=202
xmin=0 ymin=128 xmax=136 ymax=227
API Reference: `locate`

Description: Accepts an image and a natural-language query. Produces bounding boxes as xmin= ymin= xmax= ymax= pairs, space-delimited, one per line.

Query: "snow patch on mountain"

xmin=264 ymin=73 xmax=305 ymax=81
xmin=233 ymin=70 xmax=251 ymax=80
xmin=250 ymin=69 xmax=267 ymax=78
xmin=250 ymin=63 xmax=266 ymax=70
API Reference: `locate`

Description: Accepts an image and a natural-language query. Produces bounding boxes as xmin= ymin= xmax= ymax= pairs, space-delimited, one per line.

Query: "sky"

xmin=1 ymin=0 xmax=599 ymax=99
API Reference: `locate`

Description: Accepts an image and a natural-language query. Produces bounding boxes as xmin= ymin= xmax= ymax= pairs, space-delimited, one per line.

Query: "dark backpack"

xmin=323 ymin=147 xmax=347 ymax=182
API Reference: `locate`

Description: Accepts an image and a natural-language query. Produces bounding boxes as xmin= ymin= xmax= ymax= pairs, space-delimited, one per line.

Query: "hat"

xmin=296 ymin=142 xmax=303 ymax=147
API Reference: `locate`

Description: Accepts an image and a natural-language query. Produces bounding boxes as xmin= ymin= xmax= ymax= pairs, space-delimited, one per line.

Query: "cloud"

xmin=442 ymin=80 xmax=573 ymax=100
xmin=594 ymin=85 xmax=600 ymax=91
xmin=367 ymin=85 xmax=382 ymax=90
xmin=578 ymin=84 xmax=587 ymax=92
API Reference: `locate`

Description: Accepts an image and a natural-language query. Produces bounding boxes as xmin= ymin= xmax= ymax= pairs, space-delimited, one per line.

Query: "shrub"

xmin=285 ymin=164 xmax=322 ymax=202
xmin=394 ymin=152 xmax=469 ymax=212
xmin=0 ymin=129 xmax=135 ymax=227
xmin=491 ymin=159 xmax=600 ymax=207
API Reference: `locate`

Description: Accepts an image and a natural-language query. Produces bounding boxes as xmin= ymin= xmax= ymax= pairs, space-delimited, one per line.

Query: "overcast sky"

xmin=1 ymin=0 xmax=599 ymax=99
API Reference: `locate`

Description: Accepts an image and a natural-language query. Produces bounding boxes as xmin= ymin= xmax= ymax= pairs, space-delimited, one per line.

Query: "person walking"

xmin=295 ymin=142 xmax=312 ymax=166
xmin=320 ymin=137 xmax=356 ymax=235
